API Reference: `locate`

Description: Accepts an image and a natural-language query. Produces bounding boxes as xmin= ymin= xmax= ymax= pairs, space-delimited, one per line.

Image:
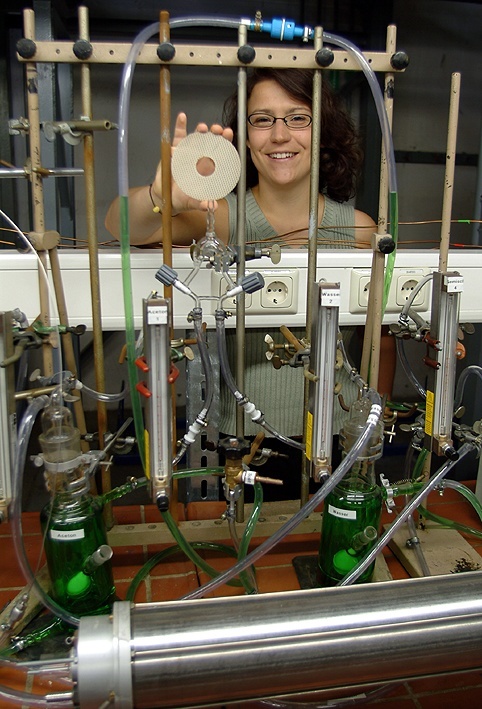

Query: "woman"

xmin=105 ymin=68 xmax=375 ymax=448
xmin=105 ymin=68 xmax=375 ymax=251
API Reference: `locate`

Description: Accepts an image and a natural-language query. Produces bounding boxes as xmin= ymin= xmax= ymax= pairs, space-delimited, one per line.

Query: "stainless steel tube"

xmin=76 ymin=572 xmax=482 ymax=708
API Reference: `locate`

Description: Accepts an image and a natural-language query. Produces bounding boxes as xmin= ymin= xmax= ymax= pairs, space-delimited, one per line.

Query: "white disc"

xmin=171 ymin=131 xmax=241 ymax=201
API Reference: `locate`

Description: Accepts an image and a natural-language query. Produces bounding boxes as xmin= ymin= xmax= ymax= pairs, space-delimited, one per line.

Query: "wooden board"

xmin=372 ymin=553 xmax=393 ymax=582
xmin=385 ymin=523 xmax=482 ymax=577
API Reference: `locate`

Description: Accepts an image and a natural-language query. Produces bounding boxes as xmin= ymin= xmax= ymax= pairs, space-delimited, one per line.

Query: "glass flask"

xmin=38 ymin=403 xmax=115 ymax=615
xmin=40 ymin=493 xmax=115 ymax=615
xmin=318 ymin=475 xmax=382 ymax=586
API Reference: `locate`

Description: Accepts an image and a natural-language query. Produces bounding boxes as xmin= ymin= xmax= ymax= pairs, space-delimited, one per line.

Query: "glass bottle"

xmin=317 ymin=397 xmax=384 ymax=586
xmin=38 ymin=402 xmax=115 ymax=615
xmin=318 ymin=475 xmax=382 ymax=586
xmin=40 ymin=493 xmax=115 ymax=615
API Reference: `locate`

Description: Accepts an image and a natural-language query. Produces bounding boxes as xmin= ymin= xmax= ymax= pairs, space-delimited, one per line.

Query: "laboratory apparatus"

xmin=0 ymin=6 xmax=482 ymax=709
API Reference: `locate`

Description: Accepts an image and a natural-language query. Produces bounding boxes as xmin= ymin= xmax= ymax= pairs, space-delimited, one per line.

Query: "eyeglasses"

xmin=247 ymin=113 xmax=313 ymax=130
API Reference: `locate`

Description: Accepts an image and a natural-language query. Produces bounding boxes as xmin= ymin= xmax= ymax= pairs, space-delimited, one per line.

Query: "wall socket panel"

xmin=349 ymin=267 xmax=430 ymax=314
xmin=4 ymin=249 xmax=482 ymax=328
xmin=213 ymin=268 xmax=299 ymax=314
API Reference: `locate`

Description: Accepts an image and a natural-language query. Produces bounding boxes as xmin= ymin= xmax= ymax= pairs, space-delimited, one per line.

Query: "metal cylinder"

xmin=76 ymin=571 xmax=482 ymax=708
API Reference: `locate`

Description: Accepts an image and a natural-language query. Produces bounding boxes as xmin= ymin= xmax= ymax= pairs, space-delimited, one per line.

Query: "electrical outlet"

xmin=212 ymin=268 xmax=298 ymax=314
xmin=261 ymin=277 xmax=292 ymax=308
xmin=394 ymin=272 xmax=428 ymax=307
xmin=256 ymin=269 xmax=298 ymax=313
xmin=358 ymin=276 xmax=371 ymax=309
xmin=221 ymin=291 xmax=253 ymax=310
xmin=349 ymin=269 xmax=371 ymax=313
xmin=350 ymin=268 xmax=430 ymax=314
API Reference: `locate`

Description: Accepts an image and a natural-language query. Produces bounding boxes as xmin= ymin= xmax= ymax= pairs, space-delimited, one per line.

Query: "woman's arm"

xmin=354 ymin=208 xmax=376 ymax=249
xmin=105 ymin=113 xmax=232 ymax=246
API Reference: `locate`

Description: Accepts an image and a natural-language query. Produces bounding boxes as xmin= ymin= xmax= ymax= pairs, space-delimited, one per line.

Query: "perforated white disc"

xmin=171 ymin=131 xmax=241 ymax=201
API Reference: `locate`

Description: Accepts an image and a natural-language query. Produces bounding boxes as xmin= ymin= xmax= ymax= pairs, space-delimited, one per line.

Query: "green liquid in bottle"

xmin=40 ymin=495 xmax=115 ymax=615
xmin=318 ymin=476 xmax=382 ymax=586
xmin=38 ymin=402 xmax=116 ymax=616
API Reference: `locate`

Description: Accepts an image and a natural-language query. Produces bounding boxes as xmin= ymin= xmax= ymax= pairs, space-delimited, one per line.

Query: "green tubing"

xmin=412 ymin=447 xmax=429 ymax=481
xmin=161 ymin=509 xmax=243 ymax=588
xmin=418 ymin=505 xmax=482 ymax=541
xmin=230 ymin=484 xmax=264 ymax=595
xmin=172 ymin=467 xmax=224 ymax=480
xmin=417 ymin=479 xmax=482 ymax=541
xmin=441 ymin=480 xmax=482 ymax=523
xmin=120 ymin=195 xmax=145 ymax=470
xmin=238 ymin=482 xmax=263 ymax=562
xmin=386 ymin=480 xmax=425 ymax=498
xmin=382 ymin=191 xmax=399 ymax=313
xmin=0 ymin=616 xmax=70 ymax=658
xmin=126 ymin=541 xmax=243 ymax=601
xmin=96 ymin=477 xmax=148 ymax=507
xmin=125 ymin=477 xmax=263 ymax=598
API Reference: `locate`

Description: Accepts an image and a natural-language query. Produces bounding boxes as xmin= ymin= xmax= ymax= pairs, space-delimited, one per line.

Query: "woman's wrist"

xmin=148 ymin=183 xmax=162 ymax=214
xmin=148 ymin=183 xmax=179 ymax=217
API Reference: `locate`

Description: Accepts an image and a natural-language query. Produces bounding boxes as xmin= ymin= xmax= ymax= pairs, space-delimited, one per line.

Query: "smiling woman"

xmin=104 ymin=67 xmax=375 ymax=443
xmin=105 ymin=67 xmax=375 ymax=249
xmin=221 ymin=67 xmax=374 ymax=248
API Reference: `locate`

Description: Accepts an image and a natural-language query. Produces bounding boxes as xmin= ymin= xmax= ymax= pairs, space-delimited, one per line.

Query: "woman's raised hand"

xmin=150 ymin=112 xmax=234 ymax=215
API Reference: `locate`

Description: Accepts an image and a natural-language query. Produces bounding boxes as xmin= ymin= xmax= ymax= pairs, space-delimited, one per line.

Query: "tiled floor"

xmin=1 ymin=483 xmax=482 ymax=707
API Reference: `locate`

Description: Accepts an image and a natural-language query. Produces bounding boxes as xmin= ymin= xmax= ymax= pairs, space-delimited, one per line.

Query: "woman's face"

xmin=246 ymin=79 xmax=313 ymax=189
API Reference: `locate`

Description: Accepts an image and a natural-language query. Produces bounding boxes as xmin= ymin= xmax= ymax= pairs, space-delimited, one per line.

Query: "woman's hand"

xmin=150 ymin=112 xmax=234 ymax=216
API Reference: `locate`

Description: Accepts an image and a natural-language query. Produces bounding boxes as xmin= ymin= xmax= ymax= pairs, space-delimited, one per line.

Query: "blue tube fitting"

xmin=250 ymin=17 xmax=313 ymax=42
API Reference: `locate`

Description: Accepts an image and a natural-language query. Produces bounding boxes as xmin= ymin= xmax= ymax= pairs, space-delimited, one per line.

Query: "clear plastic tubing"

xmin=116 ymin=18 xmax=396 ymax=460
xmin=338 ymin=441 xmax=475 ymax=586
xmin=118 ymin=15 xmax=243 ymax=198
xmin=454 ymin=365 xmax=482 ymax=411
xmin=215 ymin=311 xmax=304 ymax=451
xmin=172 ymin=308 xmax=214 ymax=466
xmin=323 ymin=32 xmax=397 ymax=197
xmin=323 ymin=31 xmax=399 ymax=312
xmin=400 ymin=273 xmax=433 ymax=321
xmin=0 ymin=685 xmax=51 ymax=708
xmin=440 ymin=478 xmax=482 ymax=522
xmin=10 ymin=396 xmax=80 ymax=628
xmin=395 ymin=337 xmax=427 ymax=399
xmin=76 ymin=381 xmax=127 ymax=403
xmin=117 ymin=17 xmax=243 ymax=471
xmin=192 ymin=309 xmax=214 ymax=416
xmin=182 ymin=389 xmax=382 ymax=599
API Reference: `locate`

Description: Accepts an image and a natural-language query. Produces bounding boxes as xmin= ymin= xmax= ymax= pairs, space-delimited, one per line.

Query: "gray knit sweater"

xmin=220 ymin=189 xmax=359 ymax=436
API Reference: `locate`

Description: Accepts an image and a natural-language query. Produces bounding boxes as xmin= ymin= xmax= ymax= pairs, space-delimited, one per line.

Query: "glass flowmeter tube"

xmin=0 ymin=312 xmax=16 ymax=518
xmin=424 ymin=271 xmax=463 ymax=456
xmin=143 ymin=296 xmax=172 ymax=508
xmin=306 ymin=282 xmax=340 ymax=480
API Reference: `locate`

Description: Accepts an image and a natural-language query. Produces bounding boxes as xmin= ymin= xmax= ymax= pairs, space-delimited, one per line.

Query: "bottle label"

xmin=328 ymin=504 xmax=356 ymax=520
xmin=50 ymin=529 xmax=85 ymax=541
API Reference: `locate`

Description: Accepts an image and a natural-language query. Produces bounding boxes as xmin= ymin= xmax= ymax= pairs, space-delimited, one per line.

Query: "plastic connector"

xmin=156 ymin=494 xmax=170 ymax=512
xmin=257 ymin=17 xmax=312 ymax=42
xmin=241 ymin=272 xmax=265 ymax=294
xmin=443 ymin=444 xmax=459 ymax=462
xmin=156 ymin=264 xmax=178 ymax=286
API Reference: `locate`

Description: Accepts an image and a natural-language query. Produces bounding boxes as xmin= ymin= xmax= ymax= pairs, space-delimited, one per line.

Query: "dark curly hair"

xmin=222 ymin=68 xmax=363 ymax=203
